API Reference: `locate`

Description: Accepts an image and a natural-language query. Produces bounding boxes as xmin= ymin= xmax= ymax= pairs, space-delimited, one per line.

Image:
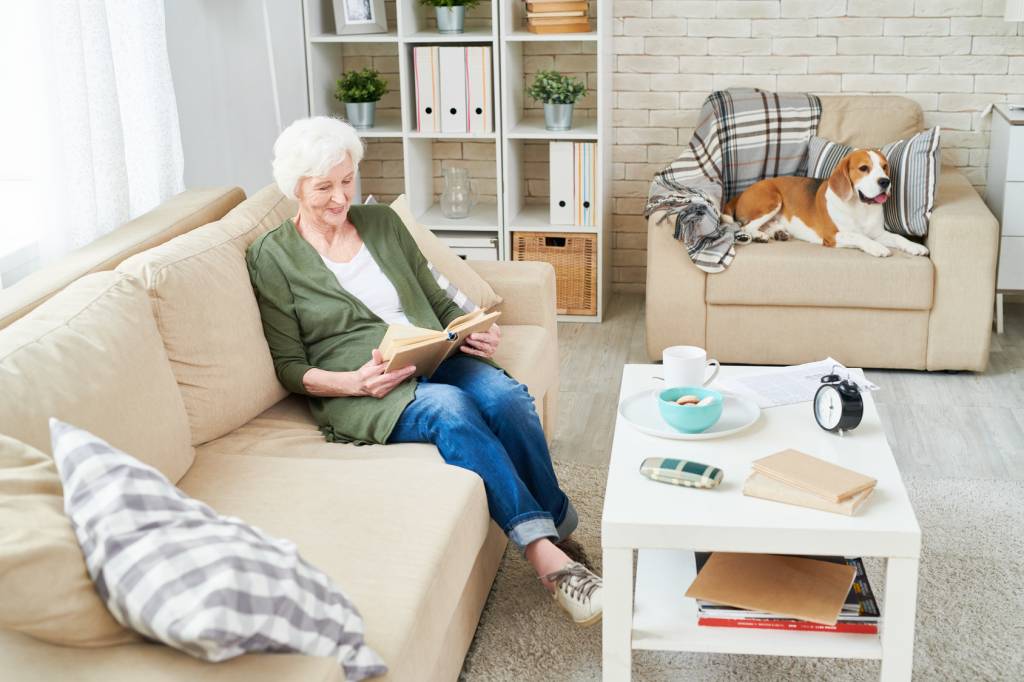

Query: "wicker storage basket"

xmin=512 ymin=232 xmax=597 ymax=316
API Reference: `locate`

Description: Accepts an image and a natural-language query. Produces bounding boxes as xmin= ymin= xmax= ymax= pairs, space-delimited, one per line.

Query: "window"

xmin=0 ymin=3 xmax=46 ymax=287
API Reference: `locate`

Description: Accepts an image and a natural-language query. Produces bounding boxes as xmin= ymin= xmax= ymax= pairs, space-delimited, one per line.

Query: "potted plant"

xmin=419 ymin=0 xmax=480 ymax=35
xmin=334 ymin=68 xmax=389 ymax=130
xmin=527 ymin=70 xmax=587 ymax=131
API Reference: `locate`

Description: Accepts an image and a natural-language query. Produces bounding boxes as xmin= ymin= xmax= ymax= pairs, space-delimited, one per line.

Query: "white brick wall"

xmin=607 ymin=0 xmax=1024 ymax=292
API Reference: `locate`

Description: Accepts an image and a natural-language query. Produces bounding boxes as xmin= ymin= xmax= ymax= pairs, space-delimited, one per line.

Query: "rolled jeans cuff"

xmin=507 ymin=512 xmax=558 ymax=551
xmin=555 ymin=499 xmax=578 ymax=543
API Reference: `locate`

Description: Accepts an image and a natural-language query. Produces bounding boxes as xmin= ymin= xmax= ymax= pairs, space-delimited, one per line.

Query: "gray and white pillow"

xmin=806 ymin=127 xmax=941 ymax=238
xmin=428 ymin=262 xmax=478 ymax=313
xmin=49 ymin=418 xmax=386 ymax=681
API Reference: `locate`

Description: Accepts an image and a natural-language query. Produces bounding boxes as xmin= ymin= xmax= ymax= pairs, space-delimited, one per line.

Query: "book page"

xmin=445 ymin=308 xmax=485 ymax=332
xmin=379 ymin=324 xmax=441 ymax=359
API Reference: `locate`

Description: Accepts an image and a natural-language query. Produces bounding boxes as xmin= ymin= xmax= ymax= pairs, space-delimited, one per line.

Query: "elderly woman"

xmin=246 ymin=117 xmax=602 ymax=626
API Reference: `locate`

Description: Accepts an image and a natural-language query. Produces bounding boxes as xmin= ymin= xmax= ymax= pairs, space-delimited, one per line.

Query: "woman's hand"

xmin=351 ymin=349 xmax=416 ymax=398
xmin=461 ymin=323 xmax=501 ymax=359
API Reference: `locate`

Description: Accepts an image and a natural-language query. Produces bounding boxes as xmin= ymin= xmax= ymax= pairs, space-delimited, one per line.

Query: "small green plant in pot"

xmin=527 ymin=70 xmax=587 ymax=131
xmin=419 ymin=0 xmax=480 ymax=35
xmin=335 ymin=68 xmax=389 ymax=130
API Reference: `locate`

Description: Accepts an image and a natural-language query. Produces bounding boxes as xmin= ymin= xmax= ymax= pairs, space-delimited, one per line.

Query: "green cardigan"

xmin=246 ymin=204 xmax=474 ymax=445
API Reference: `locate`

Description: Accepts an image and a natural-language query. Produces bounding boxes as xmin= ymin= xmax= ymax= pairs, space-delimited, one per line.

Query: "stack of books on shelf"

xmin=413 ymin=46 xmax=493 ymax=134
xmin=524 ymin=1 xmax=591 ymax=34
xmin=687 ymin=552 xmax=881 ymax=634
xmin=549 ymin=141 xmax=596 ymax=226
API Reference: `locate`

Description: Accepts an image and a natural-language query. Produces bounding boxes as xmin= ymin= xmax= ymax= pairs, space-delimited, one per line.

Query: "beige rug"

xmin=459 ymin=462 xmax=1024 ymax=681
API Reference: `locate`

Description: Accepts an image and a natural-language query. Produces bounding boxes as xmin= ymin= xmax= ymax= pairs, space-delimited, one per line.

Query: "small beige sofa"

xmin=0 ymin=186 xmax=560 ymax=680
xmin=646 ymin=96 xmax=1000 ymax=372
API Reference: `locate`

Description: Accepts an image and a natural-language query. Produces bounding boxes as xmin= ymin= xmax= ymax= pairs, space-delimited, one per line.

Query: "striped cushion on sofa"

xmin=49 ymin=418 xmax=387 ymax=681
xmin=806 ymin=127 xmax=941 ymax=238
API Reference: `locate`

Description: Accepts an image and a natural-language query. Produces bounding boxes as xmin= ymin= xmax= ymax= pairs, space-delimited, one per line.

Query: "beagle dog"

xmin=721 ymin=149 xmax=929 ymax=258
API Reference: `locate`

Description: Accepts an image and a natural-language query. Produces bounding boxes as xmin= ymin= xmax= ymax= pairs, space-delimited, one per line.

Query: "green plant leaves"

xmin=334 ymin=67 xmax=389 ymax=103
xmin=526 ymin=70 xmax=587 ymax=105
xmin=417 ymin=0 xmax=481 ymax=8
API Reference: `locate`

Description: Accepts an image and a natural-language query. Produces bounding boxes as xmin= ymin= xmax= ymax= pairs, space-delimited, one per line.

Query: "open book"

xmin=378 ymin=308 xmax=500 ymax=378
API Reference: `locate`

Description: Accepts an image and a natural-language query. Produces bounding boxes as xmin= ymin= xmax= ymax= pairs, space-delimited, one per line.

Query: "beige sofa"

xmin=646 ymin=96 xmax=1000 ymax=372
xmin=0 ymin=186 xmax=560 ymax=680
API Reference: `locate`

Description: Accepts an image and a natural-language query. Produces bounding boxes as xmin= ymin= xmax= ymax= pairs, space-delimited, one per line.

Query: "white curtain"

xmin=0 ymin=1 xmax=184 ymax=266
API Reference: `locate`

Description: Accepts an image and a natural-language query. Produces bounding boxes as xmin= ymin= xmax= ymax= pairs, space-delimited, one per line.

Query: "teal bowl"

xmin=657 ymin=386 xmax=724 ymax=434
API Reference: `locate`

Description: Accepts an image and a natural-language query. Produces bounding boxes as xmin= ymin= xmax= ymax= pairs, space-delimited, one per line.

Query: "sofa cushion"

xmin=705 ymin=241 xmax=934 ymax=311
xmin=177 ymin=452 xmax=493 ymax=682
xmin=0 ymin=187 xmax=245 ymax=330
xmin=117 ymin=185 xmax=297 ymax=446
xmin=0 ymin=434 xmax=138 ymax=647
xmin=50 ymin=420 xmax=387 ymax=680
xmin=0 ymin=629 xmax=344 ymax=682
xmin=197 ymin=394 xmax=443 ymax=462
xmin=817 ymin=96 xmax=923 ymax=149
xmin=706 ymin=304 xmax=929 ymax=370
xmin=0 ymin=271 xmax=194 ymax=481
xmin=390 ymin=195 xmax=501 ymax=311
xmin=198 ymin=324 xmax=553 ymax=463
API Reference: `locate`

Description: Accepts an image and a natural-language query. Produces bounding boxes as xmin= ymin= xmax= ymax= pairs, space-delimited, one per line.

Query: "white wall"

xmin=164 ymin=0 xmax=309 ymax=195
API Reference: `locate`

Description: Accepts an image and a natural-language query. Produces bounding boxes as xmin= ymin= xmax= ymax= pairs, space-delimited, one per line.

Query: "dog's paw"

xmin=901 ymin=242 xmax=929 ymax=257
xmin=863 ymin=242 xmax=891 ymax=258
xmin=747 ymin=230 xmax=769 ymax=243
xmin=771 ymin=230 xmax=789 ymax=241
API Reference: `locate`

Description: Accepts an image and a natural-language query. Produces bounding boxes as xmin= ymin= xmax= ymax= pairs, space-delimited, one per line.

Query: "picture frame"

xmin=332 ymin=0 xmax=388 ymax=35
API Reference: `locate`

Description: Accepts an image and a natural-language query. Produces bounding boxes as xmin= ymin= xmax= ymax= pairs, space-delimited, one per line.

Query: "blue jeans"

xmin=389 ymin=355 xmax=577 ymax=550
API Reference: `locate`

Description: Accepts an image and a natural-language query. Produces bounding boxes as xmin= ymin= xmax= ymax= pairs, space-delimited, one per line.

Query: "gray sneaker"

xmin=543 ymin=561 xmax=603 ymax=626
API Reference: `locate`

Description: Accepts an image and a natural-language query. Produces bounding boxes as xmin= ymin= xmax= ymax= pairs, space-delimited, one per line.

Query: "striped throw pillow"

xmin=806 ymin=127 xmax=941 ymax=238
xmin=49 ymin=418 xmax=387 ymax=681
xmin=428 ymin=261 xmax=478 ymax=313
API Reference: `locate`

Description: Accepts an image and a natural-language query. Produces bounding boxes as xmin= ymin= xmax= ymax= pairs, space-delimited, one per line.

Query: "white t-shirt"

xmin=320 ymin=244 xmax=411 ymax=326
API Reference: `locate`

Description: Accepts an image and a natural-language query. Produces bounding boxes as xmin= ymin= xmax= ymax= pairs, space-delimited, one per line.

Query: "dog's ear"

xmin=829 ymin=155 xmax=854 ymax=202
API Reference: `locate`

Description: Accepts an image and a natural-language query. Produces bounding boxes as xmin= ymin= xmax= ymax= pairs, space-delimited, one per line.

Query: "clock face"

xmin=815 ymin=385 xmax=842 ymax=430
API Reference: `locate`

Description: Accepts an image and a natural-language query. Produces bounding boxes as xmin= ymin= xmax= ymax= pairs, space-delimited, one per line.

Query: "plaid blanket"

xmin=644 ymin=89 xmax=822 ymax=273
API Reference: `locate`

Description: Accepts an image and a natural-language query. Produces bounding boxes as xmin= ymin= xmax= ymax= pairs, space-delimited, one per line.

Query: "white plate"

xmin=618 ymin=389 xmax=761 ymax=441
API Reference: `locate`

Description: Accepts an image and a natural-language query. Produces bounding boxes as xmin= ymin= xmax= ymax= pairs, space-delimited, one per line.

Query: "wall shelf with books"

xmin=500 ymin=0 xmax=610 ymax=321
xmin=303 ymin=0 xmax=609 ymax=320
xmin=303 ymin=0 xmax=503 ymax=240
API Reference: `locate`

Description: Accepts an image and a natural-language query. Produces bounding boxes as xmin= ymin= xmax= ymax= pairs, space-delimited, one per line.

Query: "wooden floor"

xmin=551 ymin=293 xmax=1024 ymax=481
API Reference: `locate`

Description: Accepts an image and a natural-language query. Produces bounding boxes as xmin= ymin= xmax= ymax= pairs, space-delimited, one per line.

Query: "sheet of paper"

xmin=716 ymin=358 xmax=879 ymax=409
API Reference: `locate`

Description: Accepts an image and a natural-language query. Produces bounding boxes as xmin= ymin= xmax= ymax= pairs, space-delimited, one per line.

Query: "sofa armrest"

xmin=467 ymin=260 xmax=557 ymax=334
xmin=645 ymin=211 xmax=708 ymax=360
xmin=924 ymin=168 xmax=999 ymax=371
xmin=467 ymin=259 xmax=559 ymax=433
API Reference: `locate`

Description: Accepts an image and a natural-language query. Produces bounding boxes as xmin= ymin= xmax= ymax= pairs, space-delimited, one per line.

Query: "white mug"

xmin=663 ymin=346 xmax=720 ymax=388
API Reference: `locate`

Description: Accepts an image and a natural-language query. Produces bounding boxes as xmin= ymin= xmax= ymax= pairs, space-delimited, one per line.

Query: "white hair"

xmin=272 ymin=116 xmax=365 ymax=200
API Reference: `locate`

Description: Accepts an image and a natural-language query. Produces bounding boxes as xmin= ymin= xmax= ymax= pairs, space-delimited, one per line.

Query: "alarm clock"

xmin=813 ymin=373 xmax=864 ymax=434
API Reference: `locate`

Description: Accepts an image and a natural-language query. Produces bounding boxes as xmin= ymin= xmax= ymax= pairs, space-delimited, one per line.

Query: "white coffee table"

xmin=601 ymin=365 xmax=921 ymax=681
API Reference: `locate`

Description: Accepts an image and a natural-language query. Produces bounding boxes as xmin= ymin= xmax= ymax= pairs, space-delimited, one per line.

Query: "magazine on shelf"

xmin=692 ymin=552 xmax=880 ymax=632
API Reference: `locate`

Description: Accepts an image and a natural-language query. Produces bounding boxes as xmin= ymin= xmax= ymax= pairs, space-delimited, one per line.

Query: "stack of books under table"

xmin=688 ymin=552 xmax=881 ymax=634
xmin=524 ymin=0 xmax=590 ymax=34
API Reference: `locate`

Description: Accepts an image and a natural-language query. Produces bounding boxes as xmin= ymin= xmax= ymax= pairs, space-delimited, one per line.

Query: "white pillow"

xmin=50 ymin=418 xmax=387 ymax=680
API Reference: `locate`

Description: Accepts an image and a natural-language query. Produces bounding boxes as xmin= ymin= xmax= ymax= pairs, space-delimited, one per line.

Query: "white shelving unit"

xmin=500 ymin=1 xmax=611 ymax=322
xmin=303 ymin=0 xmax=503 ymax=249
xmin=303 ymin=0 xmax=610 ymax=321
